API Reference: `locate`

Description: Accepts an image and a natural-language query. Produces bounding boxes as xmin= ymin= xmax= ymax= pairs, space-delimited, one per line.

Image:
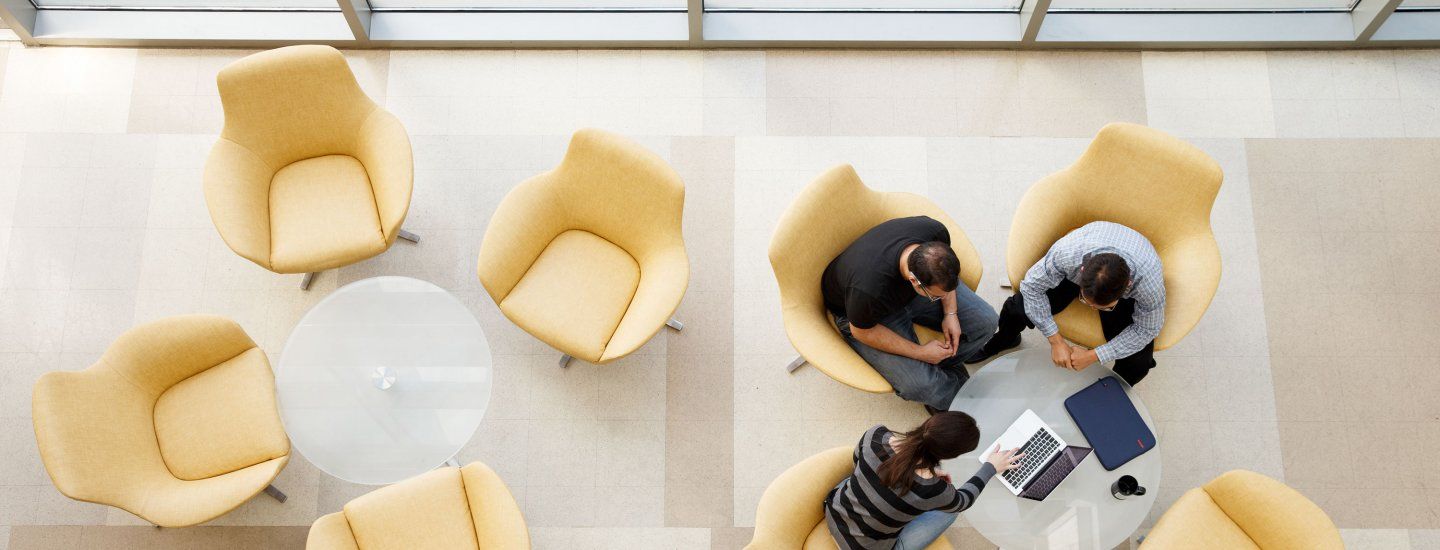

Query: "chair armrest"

xmin=203 ymin=139 xmax=275 ymax=270
xmin=1155 ymin=234 xmax=1221 ymax=351
xmin=477 ymin=174 xmax=566 ymax=304
xmin=140 ymin=456 xmax=289 ymax=527
xmin=307 ymin=512 xmax=362 ymax=550
xmin=1204 ymin=470 xmax=1343 ymax=550
xmin=461 ymin=462 xmax=530 ymax=550
xmin=31 ymin=369 xmax=165 ymax=508
xmin=601 ymin=245 xmax=689 ymax=362
xmin=355 ymin=109 xmax=414 ymax=243
xmin=102 ymin=314 xmax=260 ymax=395
xmin=782 ymin=307 xmax=892 ymax=393
xmin=749 ymin=446 xmax=855 ymax=549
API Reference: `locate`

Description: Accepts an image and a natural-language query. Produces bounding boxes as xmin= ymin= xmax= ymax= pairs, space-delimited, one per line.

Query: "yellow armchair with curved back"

xmin=747 ymin=446 xmax=952 ymax=550
xmin=1007 ymin=123 xmax=1223 ymax=351
xmin=477 ymin=128 xmax=688 ymax=367
xmin=769 ymin=165 xmax=982 ymax=393
xmin=31 ymin=315 xmax=291 ymax=527
xmin=1142 ymin=470 xmax=1342 ymax=549
xmin=306 ymin=462 xmax=529 ymax=550
xmin=205 ymin=45 xmax=416 ymax=290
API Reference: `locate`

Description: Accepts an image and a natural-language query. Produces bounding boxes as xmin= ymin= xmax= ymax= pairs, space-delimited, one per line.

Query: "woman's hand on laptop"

xmin=986 ymin=444 xmax=1026 ymax=473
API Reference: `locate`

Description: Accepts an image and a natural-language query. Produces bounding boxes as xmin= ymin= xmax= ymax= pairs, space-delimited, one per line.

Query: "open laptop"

xmin=979 ymin=409 xmax=1092 ymax=501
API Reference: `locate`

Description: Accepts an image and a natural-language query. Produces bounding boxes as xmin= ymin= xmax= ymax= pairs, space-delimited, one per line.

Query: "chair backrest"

xmin=749 ymin=446 xmax=855 ymax=549
xmin=216 ymin=45 xmax=377 ymax=169
xmin=1048 ymin=123 xmax=1222 ymax=251
xmin=769 ymin=164 xmax=982 ymax=321
xmin=1202 ymin=470 xmax=1344 ymax=550
xmin=549 ymin=128 xmax=686 ymax=264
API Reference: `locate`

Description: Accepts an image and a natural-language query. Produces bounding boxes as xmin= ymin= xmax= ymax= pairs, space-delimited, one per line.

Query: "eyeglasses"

xmin=1079 ymin=294 xmax=1116 ymax=312
xmin=910 ymin=277 xmax=942 ymax=302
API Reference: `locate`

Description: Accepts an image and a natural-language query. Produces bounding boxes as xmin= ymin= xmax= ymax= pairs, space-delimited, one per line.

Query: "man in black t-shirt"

xmin=821 ymin=216 xmax=999 ymax=412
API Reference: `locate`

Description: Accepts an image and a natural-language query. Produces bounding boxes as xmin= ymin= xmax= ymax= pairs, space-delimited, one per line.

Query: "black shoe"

xmin=965 ymin=333 xmax=1022 ymax=365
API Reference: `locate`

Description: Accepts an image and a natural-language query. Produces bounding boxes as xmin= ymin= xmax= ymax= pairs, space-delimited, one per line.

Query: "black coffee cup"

xmin=1111 ymin=475 xmax=1146 ymax=500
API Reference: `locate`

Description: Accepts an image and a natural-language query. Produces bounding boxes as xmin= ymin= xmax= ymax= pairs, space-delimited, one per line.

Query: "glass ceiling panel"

xmin=33 ymin=0 xmax=337 ymax=8
xmin=702 ymin=0 xmax=1020 ymax=11
xmin=1049 ymin=0 xmax=1358 ymax=10
xmin=368 ymin=0 xmax=687 ymax=8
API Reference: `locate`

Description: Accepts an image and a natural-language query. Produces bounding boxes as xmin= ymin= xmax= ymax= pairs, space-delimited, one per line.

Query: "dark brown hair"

xmin=906 ymin=241 xmax=960 ymax=293
xmin=1079 ymin=253 xmax=1130 ymax=306
xmin=877 ymin=412 xmax=981 ymax=495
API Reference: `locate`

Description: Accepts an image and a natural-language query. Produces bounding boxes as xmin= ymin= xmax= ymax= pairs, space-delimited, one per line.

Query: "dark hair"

xmin=906 ymin=241 xmax=960 ymax=293
xmin=877 ymin=412 xmax=981 ymax=495
xmin=1079 ymin=253 xmax=1131 ymax=306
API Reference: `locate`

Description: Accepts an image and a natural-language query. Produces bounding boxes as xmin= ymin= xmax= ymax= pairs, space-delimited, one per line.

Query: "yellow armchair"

xmin=306 ymin=461 xmax=529 ymax=550
xmin=477 ymin=128 xmax=688 ymax=367
xmin=769 ymin=165 xmax=982 ymax=393
xmin=31 ymin=315 xmax=291 ymax=527
xmin=205 ymin=45 xmax=416 ymax=290
xmin=1142 ymin=470 xmax=1342 ymax=549
xmin=748 ymin=447 xmax=952 ymax=550
xmin=1006 ymin=123 xmax=1222 ymax=350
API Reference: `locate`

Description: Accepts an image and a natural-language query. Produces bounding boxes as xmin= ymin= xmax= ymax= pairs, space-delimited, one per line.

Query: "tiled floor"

xmin=0 ymin=39 xmax=1436 ymax=549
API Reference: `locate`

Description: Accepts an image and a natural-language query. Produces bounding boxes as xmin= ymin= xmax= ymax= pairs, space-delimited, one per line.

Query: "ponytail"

xmin=876 ymin=412 xmax=981 ymax=495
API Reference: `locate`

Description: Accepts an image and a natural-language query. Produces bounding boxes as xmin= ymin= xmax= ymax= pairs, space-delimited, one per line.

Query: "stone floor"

xmin=0 ymin=40 xmax=1437 ymax=549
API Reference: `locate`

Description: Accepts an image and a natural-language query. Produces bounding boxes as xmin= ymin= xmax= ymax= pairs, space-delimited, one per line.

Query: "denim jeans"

xmin=835 ymin=285 xmax=998 ymax=410
xmin=894 ymin=510 xmax=959 ymax=550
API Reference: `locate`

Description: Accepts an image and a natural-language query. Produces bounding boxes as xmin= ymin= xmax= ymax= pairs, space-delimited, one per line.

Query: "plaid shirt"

xmin=1019 ymin=221 xmax=1165 ymax=363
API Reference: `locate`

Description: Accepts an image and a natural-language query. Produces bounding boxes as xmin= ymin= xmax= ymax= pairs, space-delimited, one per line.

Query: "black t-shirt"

xmin=821 ymin=216 xmax=950 ymax=329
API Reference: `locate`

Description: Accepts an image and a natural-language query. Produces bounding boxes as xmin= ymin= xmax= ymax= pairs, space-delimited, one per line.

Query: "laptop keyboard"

xmin=1001 ymin=429 xmax=1060 ymax=487
xmin=1023 ymin=451 xmax=1076 ymax=497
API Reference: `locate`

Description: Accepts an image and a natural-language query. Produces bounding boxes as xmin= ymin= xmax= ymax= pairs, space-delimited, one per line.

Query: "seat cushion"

xmin=154 ymin=347 xmax=289 ymax=481
xmin=269 ymin=154 xmax=387 ymax=273
xmin=344 ymin=468 xmax=480 ymax=550
xmin=803 ymin=521 xmax=952 ymax=550
xmin=499 ymin=229 xmax=640 ymax=362
xmin=1143 ymin=488 xmax=1260 ymax=550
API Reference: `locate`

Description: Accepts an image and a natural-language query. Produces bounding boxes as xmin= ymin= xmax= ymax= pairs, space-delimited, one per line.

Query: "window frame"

xmin=0 ymin=0 xmax=1433 ymax=48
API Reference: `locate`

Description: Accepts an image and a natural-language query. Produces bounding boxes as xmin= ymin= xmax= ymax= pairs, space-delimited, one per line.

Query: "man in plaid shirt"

xmin=968 ymin=221 xmax=1164 ymax=386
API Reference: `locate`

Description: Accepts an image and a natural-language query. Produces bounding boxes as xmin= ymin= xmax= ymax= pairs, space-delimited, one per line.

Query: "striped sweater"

xmin=824 ymin=425 xmax=996 ymax=550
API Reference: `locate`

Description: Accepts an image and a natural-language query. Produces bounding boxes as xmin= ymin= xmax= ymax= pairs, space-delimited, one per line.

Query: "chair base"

xmin=263 ymin=484 xmax=287 ymax=503
xmin=301 ymin=272 xmax=318 ymax=290
xmin=786 ymin=356 xmax=806 ymax=373
xmin=559 ymin=354 xmax=573 ymax=368
xmin=666 ymin=317 xmax=684 ymax=331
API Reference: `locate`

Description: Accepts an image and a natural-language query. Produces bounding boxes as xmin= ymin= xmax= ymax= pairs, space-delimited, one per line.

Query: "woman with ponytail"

xmin=823 ymin=412 xmax=1023 ymax=550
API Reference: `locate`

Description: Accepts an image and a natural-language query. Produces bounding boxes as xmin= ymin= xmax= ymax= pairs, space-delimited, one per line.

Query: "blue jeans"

xmin=894 ymin=511 xmax=959 ymax=550
xmin=835 ymin=285 xmax=998 ymax=410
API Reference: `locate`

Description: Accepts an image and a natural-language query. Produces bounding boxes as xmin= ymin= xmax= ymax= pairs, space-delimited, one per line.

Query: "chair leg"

xmin=300 ymin=272 xmax=318 ymax=291
xmin=786 ymin=356 xmax=806 ymax=373
xmin=397 ymin=228 xmax=421 ymax=244
xmin=666 ymin=317 xmax=684 ymax=331
xmin=559 ymin=354 xmax=573 ymax=368
xmin=263 ymin=484 xmax=288 ymax=503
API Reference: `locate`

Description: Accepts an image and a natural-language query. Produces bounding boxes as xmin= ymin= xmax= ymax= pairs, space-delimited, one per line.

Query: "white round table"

xmin=277 ymin=276 xmax=492 ymax=485
xmin=942 ymin=348 xmax=1160 ymax=550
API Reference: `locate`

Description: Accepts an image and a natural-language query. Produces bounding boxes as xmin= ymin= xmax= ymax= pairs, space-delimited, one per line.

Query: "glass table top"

xmin=942 ymin=348 xmax=1161 ymax=550
xmin=276 ymin=276 xmax=493 ymax=485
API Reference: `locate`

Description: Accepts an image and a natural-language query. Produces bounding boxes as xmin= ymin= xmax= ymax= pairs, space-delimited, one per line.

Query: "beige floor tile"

xmin=0 ymin=486 xmax=108 ymax=526
xmin=3 ymin=227 xmax=77 ymax=291
xmin=1342 ymin=529 xmax=1414 ymax=550
xmin=1277 ymin=421 xmax=1357 ymax=489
